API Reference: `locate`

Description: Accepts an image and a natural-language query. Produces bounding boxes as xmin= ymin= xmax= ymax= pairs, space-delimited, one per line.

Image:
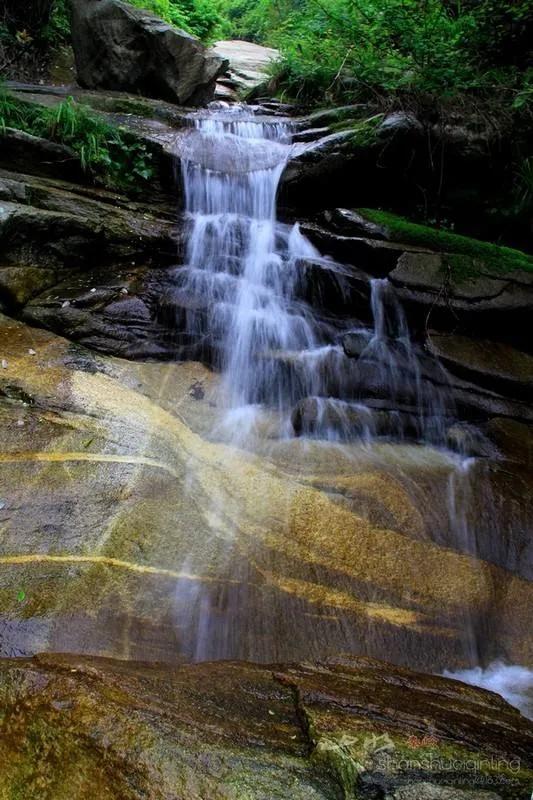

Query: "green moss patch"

xmin=358 ymin=209 xmax=533 ymax=275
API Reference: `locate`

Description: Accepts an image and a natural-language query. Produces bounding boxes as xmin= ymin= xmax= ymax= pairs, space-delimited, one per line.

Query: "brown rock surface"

xmin=0 ymin=313 xmax=531 ymax=669
xmin=0 ymin=654 xmax=530 ymax=800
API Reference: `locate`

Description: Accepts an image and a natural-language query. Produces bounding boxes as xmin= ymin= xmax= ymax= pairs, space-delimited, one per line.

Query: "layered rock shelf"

xmin=0 ymin=654 xmax=531 ymax=799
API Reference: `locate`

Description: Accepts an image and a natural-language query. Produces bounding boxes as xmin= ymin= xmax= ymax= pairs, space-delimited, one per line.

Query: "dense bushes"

xmin=0 ymin=0 xmax=55 ymax=35
xmin=127 ymin=0 xmax=222 ymax=40
xmin=2 ymin=0 xmax=531 ymax=101
xmin=0 ymin=89 xmax=154 ymax=191
xmin=0 ymin=0 xmax=222 ymax=49
xmin=235 ymin=0 xmax=533 ymax=105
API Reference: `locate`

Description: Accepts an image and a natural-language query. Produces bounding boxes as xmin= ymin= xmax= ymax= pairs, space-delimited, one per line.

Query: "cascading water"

xmin=175 ymin=106 xmax=455 ymax=448
xmin=176 ymin=106 xmax=322 ymax=437
xmin=170 ymin=104 xmax=531 ymax=712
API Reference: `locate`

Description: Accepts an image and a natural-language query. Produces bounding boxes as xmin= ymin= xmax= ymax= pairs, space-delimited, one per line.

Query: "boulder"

xmin=70 ymin=0 xmax=228 ymax=106
xmin=0 ymin=654 xmax=530 ymax=800
xmin=342 ymin=329 xmax=373 ymax=357
xmin=212 ymin=40 xmax=279 ymax=101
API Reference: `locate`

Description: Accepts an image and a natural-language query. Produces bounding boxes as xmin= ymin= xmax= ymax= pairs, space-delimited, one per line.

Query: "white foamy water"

xmin=174 ymin=105 xmax=461 ymax=448
xmin=443 ymin=662 xmax=533 ymax=719
xmin=178 ymin=106 xmax=325 ymax=421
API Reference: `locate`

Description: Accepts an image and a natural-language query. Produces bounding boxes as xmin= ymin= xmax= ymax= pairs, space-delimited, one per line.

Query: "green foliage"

xmin=0 ymin=90 xmax=155 ymax=191
xmin=126 ymin=0 xmax=223 ymax=40
xmin=0 ymin=87 xmax=40 ymax=131
xmin=41 ymin=0 xmax=70 ymax=45
xmin=513 ymin=68 xmax=533 ymax=112
xmin=358 ymin=208 xmax=533 ymax=274
xmin=213 ymin=0 xmax=533 ymax=105
xmin=214 ymin=0 xmax=278 ymax=41
xmin=330 ymin=113 xmax=384 ymax=147
xmin=0 ymin=0 xmax=55 ymax=35
xmin=1 ymin=0 xmax=222 ymax=46
xmin=514 ymin=156 xmax=533 ymax=214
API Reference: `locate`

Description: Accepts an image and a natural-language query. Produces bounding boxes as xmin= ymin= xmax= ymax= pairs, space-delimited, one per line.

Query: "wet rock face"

xmin=0 ymin=101 xmax=532 ymax=682
xmin=0 ymin=313 xmax=532 ymax=668
xmin=0 ymin=654 xmax=530 ymax=800
xmin=298 ymin=211 xmax=533 ymax=433
xmin=0 ymin=167 xmax=189 ymax=359
xmin=70 ymin=0 xmax=228 ymax=106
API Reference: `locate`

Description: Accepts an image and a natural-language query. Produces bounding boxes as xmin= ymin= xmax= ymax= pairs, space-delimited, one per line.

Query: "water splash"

xmin=443 ymin=662 xmax=533 ymax=719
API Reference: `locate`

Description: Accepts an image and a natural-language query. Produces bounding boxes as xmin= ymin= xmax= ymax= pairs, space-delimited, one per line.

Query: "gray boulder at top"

xmin=70 ymin=0 xmax=228 ymax=106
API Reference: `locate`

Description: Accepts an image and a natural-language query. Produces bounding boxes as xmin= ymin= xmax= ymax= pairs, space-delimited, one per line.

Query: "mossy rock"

xmin=0 ymin=655 xmax=530 ymax=800
xmin=330 ymin=113 xmax=385 ymax=147
xmin=357 ymin=209 xmax=533 ymax=276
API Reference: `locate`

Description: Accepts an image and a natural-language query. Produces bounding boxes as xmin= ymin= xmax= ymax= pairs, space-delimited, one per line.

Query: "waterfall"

xmin=175 ymin=105 xmax=456 ymax=448
xmin=177 ymin=106 xmax=320 ymax=437
xmin=170 ymin=105 xmax=525 ymax=698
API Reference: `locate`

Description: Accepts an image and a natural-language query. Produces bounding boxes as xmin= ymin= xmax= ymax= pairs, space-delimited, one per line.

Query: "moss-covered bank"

xmin=358 ymin=209 xmax=533 ymax=275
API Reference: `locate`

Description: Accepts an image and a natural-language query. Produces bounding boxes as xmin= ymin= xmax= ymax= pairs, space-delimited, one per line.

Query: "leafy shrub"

xmin=214 ymin=0 xmax=276 ymax=41
xmin=0 ymin=90 xmax=155 ymax=191
xmin=213 ymin=0 xmax=533 ymax=107
xmin=126 ymin=0 xmax=222 ymax=41
xmin=514 ymin=157 xmax=533 ymax=215
xmin=41 ymin=0 xmax=70 ymax=45
xmin=0 ymin=0 xmax=55 ymax=35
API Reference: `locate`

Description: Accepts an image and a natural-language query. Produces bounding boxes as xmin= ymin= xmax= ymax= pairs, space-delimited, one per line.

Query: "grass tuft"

xmin=0 ymin=89 xmax=155 ymax=191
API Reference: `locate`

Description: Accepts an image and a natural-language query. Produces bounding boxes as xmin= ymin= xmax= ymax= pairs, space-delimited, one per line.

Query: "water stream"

xmin=177 ymin=106 xmax=453 ymax=446
xmin=171 ymin=104 xmax=532 ymax=714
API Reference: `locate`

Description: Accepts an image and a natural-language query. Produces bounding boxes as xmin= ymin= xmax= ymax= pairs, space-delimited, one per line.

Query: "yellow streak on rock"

xmin=0 ymin=553 xmax=235 ymax=584
xmin=0 ymin=451 xmax=180 ymax=478
xmin=249 ymin=560 xmax=443 ymax=632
